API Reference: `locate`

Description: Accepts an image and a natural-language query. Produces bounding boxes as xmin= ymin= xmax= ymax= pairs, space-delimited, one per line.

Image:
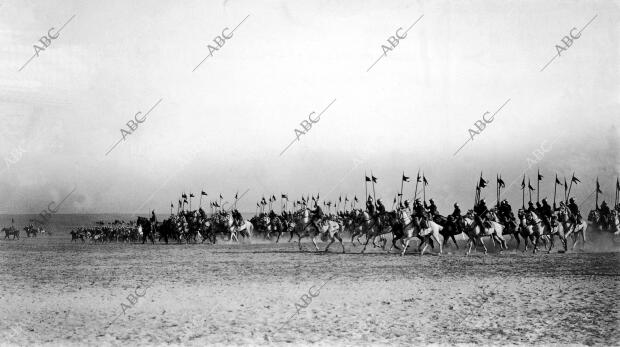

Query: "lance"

xmin=521 ymin=179 xmax=525 ymax=210
xmin=371 ymin=170 xmax=377 ymax=203
xmin=553 ymin=173 xmax=558 ymax=209
xmin=566 ymin=172 xmax=575 ymax=201
xmin=199 ymin=194 xmax=203 ymax=208
xmin=189 ymin=194 xmax=192 ymax=211
xmin=614 ymin=177 xmax=620 ymax=209
xmin=475 ymin=183 xmax=480 ymax=206
xmin=364 ymin=171 xmax=369 ymax=202
xmin=537 ymin=169 xmax=540 ymax=203
xmin=564 ymin=177 xmax=568 ymax=202
xmin=414 ymin=169 xmax=420 ymax=201
xmin=496 ymin=174 xmax=500 ymax=208
xmin=170 ymin=202 xmax=173 ymax=215
xmin=422 ymin=172 xmax=426 ymax=203
xmin=528 ymin=178 xmax=532 ymax=203
xmin=595 ymin=177 xmax=599 ymax=209
xmin=400 ymin=172 xmax=405 ymax=205
xmin=255 ymin=203 xmax=259 ymax=215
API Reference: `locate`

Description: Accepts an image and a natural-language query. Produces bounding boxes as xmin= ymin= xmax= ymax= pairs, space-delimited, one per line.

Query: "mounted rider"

xmin=375 ymin=198 xmax=387 ymax=225
xmin=451 ymin=203 xmax=461 ymax=220
xmin=568 ymin=197 xmax=582 ymax=224
xmin=424 ymin=199 xmax=438 ymax=218
xmin=412 ymin=198 xmax=428 ymax=228
xmin=311 ymin=202 xmax=325 ymax=232
xmin=540 ymin=198 xmax=553 ymax=230
xmin=366 ymin=196 xmax=376 ymax=217
xmin=527 ymin=201 xmax=536 ymax=213
xmin=474 ymin=199 xmax=489 ymax=232
xmin=232 ymin=209 xmax=244 ymax=227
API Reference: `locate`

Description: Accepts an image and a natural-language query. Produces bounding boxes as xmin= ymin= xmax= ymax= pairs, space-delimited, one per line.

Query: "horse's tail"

xmin=247 ymin=222 xmax=253 ymax=239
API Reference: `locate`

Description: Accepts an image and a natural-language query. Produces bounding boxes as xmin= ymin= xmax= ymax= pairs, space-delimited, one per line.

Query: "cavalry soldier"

xmin=424 ymin=199 xmax=438 ymax=217
xmin=498 ymin=200 xmax=511 ymax=222
xmin=540 ymin=198 xmax=553 ymax=230
xmin=599 ymin=201 xmax=611 ymax=229
xmin=535 ymin=202 xmax=543 ymax=217
xmin=232 ymin=209 xmax=244 ymax=227
xmin=150 ymin=210 xmax=158 ymax=234
xmin=452 ymin=203 xmax=461 ymax=219
xmin=527 ymin=201 xmax=536 ymax=213
xmin=366 ymin=196 xmax=376 ymax=216
xmin=311 ymin=202 xmax=325 ymax=232
xmin=413 ymin=199 xmax=428 ymax=228
xmin=375 ymin=198 xmax=387 ymax=225
xmin=600 ymin=201 xmax=611 ymax=217
xmin=568 ymin=198 xmax=581 ymax=223
xmin=474 ymin=199 xmax=489 ymax=232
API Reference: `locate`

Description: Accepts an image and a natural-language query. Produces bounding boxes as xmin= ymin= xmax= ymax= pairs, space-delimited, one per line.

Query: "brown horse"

xmin=3 ymin=226 xmax=20 ymax=240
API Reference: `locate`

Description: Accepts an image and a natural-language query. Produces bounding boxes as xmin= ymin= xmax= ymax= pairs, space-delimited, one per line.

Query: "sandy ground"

xmin=0 ymin=232 xmax=619 ymax=346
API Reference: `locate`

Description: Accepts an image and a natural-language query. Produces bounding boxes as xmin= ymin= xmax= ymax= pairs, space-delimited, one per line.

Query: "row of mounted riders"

xmin=64 ymin=198 xmax=619 ymax=255
xmin=2 ymin=224 xmax=46 ymax=240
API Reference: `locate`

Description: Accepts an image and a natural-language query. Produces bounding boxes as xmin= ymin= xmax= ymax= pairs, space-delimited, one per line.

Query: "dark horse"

xmin=137 ymin=217 xmax=155 ymax=244
xmin=433 ymin=214 xmax=463 ymax=249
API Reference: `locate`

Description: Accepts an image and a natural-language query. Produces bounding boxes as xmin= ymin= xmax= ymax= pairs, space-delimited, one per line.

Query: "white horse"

xmin=558 ymin=208 xmax=587 ymax=250
xmin=463 ymin=211 xmax=507 ymax=255
xmin=225 ymin=214 xmax=253 ymax=242
xmin=399 ymin=212 xmax=444 ymax=256
xmin=293 ymin=209 xmax=345 ymax=253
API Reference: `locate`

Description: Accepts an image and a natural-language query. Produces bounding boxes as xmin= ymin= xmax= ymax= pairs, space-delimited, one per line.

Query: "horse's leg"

xmin=325 ymin=237 xmax=334 ymax=252
xmin=401 ymin=239 xmax=410 ymax=256
xmin=311 ymin=234 xmax=320 ymax=252
xmin=298 ymin=234 xmax=304 ymax=250
xmin=451 ymin=235 xmax=459 ymax=249
xmin=420 ymin=241 xmax=429 ymax=256
xmin=361 ymin=233 xmax=372 ymax=254
xmin=480 ymin=237 xmax=487 ymax=255
xmin=466 ymin=238 xmax=473 ymax=255
xmin=547 ymin=234 xmax=555 ymax=253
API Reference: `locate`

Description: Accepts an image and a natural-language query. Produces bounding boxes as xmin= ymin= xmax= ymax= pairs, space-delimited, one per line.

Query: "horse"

xmin=558 ymin=208 xmax=587 ymax=250
xmin=543 ymin=214 xmax=567 ymax=253
xmin=292 ymin=209 xmax=345 ymax=253
xmin=225 ymin=214 xmax=253 ymax=242
xmin=70 ymin=229 xmax=85 ymax=243
xmin=462 ymin=210 xmax=507 ymax=255
xmin=136 ymin=217 xmax=155 ymax=244
xmin=433 ymin=214 xmax=464 ymax=249
xmin=3 ymin=226 xmax=20 ymax=240
xmin=24 ymin=225 xmax=38 ymax=237
xmin=359 ymin=211 xmax=399 ymax=253
xmin=516 ymin=209 xmax=545 ymax=253
xmin=397 ymin=210 xmax=444 ymax=256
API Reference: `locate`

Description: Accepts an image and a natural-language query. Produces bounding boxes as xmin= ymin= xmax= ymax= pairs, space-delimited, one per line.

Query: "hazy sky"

xmin=0 ymin=0 xmax=618 ymax=214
